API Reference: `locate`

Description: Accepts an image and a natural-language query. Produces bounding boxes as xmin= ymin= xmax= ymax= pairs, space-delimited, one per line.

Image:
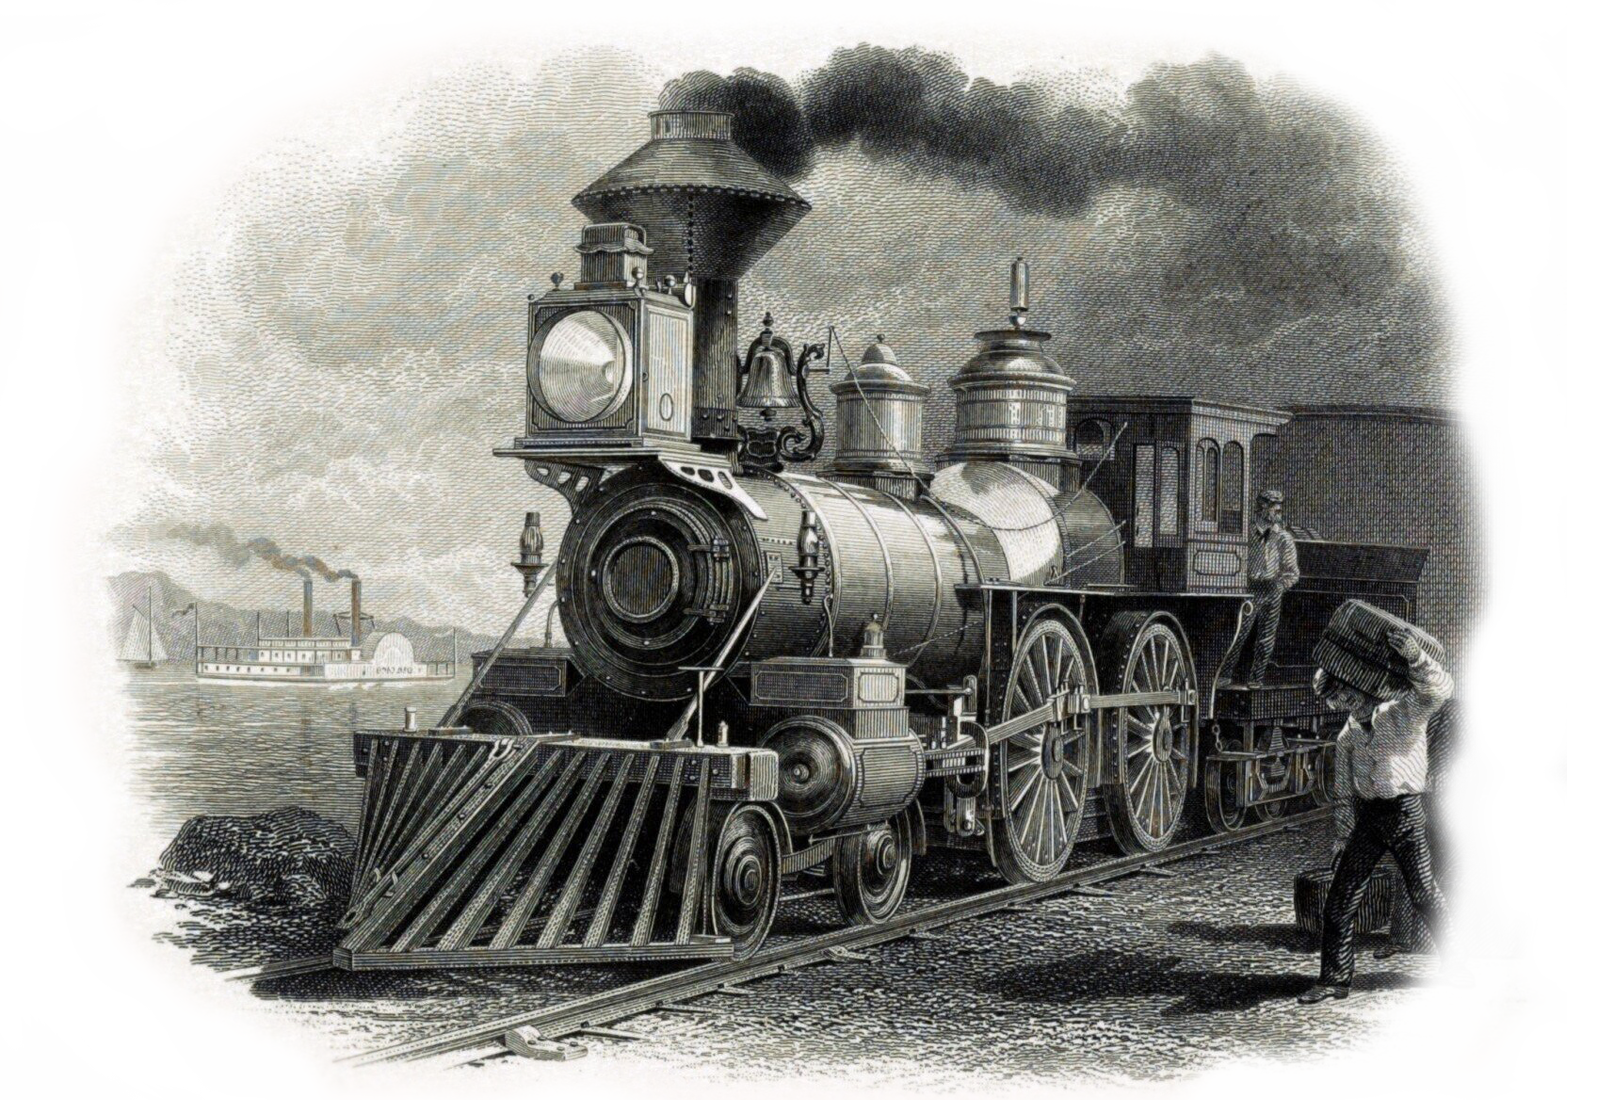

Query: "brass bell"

xmin=737 ymin=345 xmax=796 ymax=409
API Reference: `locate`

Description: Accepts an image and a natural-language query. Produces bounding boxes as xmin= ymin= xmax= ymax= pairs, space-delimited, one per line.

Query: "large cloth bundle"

xmin=1312 ymin=600 xmax=1445 ymax=701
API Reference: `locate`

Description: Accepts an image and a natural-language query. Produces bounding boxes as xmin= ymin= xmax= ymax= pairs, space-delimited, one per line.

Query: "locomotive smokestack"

xmin=302 ymin=576 xmax=314 ymax=637
xmin=350 ymin=577 xmax=362 ymax=647
xmin=573 ymin=111 xmax=810 ymax=450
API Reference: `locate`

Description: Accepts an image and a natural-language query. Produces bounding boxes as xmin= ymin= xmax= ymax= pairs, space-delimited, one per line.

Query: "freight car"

xmin=332 ymin=111 xmax=1425 ymax=970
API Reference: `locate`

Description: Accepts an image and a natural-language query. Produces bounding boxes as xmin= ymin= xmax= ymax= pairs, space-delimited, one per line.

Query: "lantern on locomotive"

xmin=522 ymin=222 xmax=695 ymax=453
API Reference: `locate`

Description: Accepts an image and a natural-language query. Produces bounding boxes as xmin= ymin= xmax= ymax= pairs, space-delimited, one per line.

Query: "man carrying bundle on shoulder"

xmin=1299 ymin=601 xmax=1454 ymax=1005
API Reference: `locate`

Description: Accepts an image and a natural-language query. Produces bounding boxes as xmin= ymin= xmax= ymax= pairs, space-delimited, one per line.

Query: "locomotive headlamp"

xmin=532 ymin=309 xmax=631 ymax=423
xmin=506 ymin=222 xmax=695 ymax=456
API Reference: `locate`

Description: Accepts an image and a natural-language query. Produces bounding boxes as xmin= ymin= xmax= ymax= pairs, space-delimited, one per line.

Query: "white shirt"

xmin=1333 ymin=650 xmax=1454 ymax=799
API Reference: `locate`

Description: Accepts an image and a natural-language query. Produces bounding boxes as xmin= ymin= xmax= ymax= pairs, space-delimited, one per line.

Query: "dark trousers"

xmin=1239 ymin=585 xmax=1284 ymax=682
xmin=1320 ymin=793 xmax=1447 ymax=986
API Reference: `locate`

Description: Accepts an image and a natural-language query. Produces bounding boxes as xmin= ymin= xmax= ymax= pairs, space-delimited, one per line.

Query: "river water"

xmin=119 ymin=662 xmax=470 ymax=841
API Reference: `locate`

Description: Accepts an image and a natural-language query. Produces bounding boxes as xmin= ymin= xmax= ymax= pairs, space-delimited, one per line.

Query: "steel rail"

xmin=349 ymin=807 xmax=1327 ymax=1067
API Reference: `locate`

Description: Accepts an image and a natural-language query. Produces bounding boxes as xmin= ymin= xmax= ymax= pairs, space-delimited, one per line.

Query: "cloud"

xmin=114 ymin=46 xmax=1450 ymax=633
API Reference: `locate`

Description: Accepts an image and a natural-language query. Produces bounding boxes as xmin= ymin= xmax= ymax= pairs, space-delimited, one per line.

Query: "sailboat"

xmin=119 ymin=585 xmax=168 ymax=669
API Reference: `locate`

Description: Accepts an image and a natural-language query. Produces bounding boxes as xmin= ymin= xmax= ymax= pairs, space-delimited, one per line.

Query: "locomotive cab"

xmin=1064 ymin=396 xmax=1288 ymax=594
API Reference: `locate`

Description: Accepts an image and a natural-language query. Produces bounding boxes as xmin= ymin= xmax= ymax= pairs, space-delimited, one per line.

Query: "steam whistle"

xmin=791 ymin=509 xmax=824 ymax=604
xmin=513 ymin=511 xmax=547 ymax=597
xmin=1009 ymin=257 xmax=1029 ymax=329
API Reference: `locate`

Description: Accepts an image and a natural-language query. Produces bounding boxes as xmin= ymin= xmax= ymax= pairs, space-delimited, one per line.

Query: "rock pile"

xmin=146 ymin=806 xmax=355 ymax=914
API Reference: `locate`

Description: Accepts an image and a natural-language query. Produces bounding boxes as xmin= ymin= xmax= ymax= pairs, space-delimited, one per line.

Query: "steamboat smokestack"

xmin=350 ymin=577 xmax=362 ymax=647
xmin=302 ymin=576 xmax=314 ymax=637
xmin=572 ymin=110 xmax=810 ymax=450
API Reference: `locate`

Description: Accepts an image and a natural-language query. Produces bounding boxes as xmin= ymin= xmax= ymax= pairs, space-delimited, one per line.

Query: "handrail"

xmin=662 ymin=563 xmax=781 ymax=741
xmin=440 ymin=558 xmax=560 ymax=728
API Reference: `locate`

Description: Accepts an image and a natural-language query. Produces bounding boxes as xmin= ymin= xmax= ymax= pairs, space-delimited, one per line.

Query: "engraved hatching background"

xmin=104 ymin=45 xmax=1473 ymax=651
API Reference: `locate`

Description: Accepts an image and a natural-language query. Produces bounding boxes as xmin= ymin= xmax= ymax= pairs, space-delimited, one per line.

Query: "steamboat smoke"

xmin=165 ymin=523 xmax=357 ymax=581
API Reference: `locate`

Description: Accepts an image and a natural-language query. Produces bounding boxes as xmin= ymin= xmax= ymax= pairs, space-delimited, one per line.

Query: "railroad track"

xmin=340 ymin=807 xmax=1326 ymax=1067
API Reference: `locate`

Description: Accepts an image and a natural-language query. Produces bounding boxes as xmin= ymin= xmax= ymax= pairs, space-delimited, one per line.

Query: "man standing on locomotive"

xmin=1242 ymin=488 xmax=1299 ymax=686
xmin=1299 ymin=628 xmax=1454 ymax=1004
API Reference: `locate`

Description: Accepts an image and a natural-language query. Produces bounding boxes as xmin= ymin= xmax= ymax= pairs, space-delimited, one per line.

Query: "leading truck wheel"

xmin=988 ymin=616 xmax=1091 ymax=884
xmin=707 ymin=804 xmax=781 ymax=959
xmin=1101 ymin=613 xmax=1195 ymax=854
xmin=833 ymin=811 xmax=915 ymax=925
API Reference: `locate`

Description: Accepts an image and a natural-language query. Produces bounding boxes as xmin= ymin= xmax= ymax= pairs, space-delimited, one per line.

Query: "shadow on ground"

xmin=981 ymin=948 xmax=1422 ymax=1015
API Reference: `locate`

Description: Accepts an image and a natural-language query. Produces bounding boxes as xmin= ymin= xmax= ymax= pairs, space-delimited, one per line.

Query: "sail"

xmin=150 ymin=620 xmax=169 ymax=661
xmin=120 ymin=611 xmax=151 ymax=662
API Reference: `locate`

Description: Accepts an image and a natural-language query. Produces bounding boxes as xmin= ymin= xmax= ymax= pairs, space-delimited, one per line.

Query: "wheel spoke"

xmin=1153 ymin=766 xmax=1169 ymax=837
xmin=1142 ymin=763 xmax=1157 ymax=835
xmin=1056 ymin=769 xmax=1080 ymax=813
xmin=1047 ymin=786 xmax=1064 ymax=859
xmin=1036 ymin=786 xmax=1051 ymax=864
xmin=1019 ymin=781 xmax=1047 ymax=848
xmin=1019 ymin=662 xmax=1041 ymax=709
xmin=1009 ymin=763 xmax=1041 ymax=810
xmin=1060 ymin=760 xmax=1083 ymax=778
xmin=1009 ymin=732 xmax=1041 ymax=751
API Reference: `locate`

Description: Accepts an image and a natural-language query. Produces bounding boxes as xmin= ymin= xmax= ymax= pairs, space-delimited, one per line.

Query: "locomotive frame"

xmin=331 ymin=109 xmax=1427 ymax=971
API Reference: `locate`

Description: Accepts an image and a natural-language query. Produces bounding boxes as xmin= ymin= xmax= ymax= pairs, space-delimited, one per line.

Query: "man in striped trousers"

xmin=1299 ymin=628 xmax=1454 ymax=1004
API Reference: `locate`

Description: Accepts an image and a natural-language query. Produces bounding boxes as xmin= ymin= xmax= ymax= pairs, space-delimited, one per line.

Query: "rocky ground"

xmin=142 ymin=808 xmax=1436 ymax=1085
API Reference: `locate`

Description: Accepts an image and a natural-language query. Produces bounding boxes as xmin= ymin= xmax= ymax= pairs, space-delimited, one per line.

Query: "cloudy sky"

xmin=103 ymin=43 xmax=1449 ymax=636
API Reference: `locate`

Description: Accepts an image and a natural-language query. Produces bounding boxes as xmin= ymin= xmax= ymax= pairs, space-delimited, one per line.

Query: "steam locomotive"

xmin=332 ymin=111 xmax=1426 ymax=970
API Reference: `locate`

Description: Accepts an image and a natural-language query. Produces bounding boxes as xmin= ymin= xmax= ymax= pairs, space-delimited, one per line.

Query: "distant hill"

xmin=107 ymin=571 xmax=503 ymax=663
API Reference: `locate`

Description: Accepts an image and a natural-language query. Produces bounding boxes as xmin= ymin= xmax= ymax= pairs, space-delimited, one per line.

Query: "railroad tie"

xmin=824 ymin=946 xmax=873 ymax=964
xmin=504 ymin=1028 xmax=586 ymax=1061
xmin=571 ymin=1027 xmax=644 ymax=1042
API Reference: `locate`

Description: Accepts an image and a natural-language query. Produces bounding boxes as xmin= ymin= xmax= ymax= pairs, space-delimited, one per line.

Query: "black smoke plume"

xmin=659 ymin=67 xmax=812 ymax=179
xmin=165 ymin=523 xmax=356 ymax=581
xmin=663 ymin=47 xmax=1433 ymax=352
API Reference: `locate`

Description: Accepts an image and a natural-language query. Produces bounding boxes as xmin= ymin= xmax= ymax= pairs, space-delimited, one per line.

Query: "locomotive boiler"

xmin=332 ymin=110 xmax=1428 ymax=971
